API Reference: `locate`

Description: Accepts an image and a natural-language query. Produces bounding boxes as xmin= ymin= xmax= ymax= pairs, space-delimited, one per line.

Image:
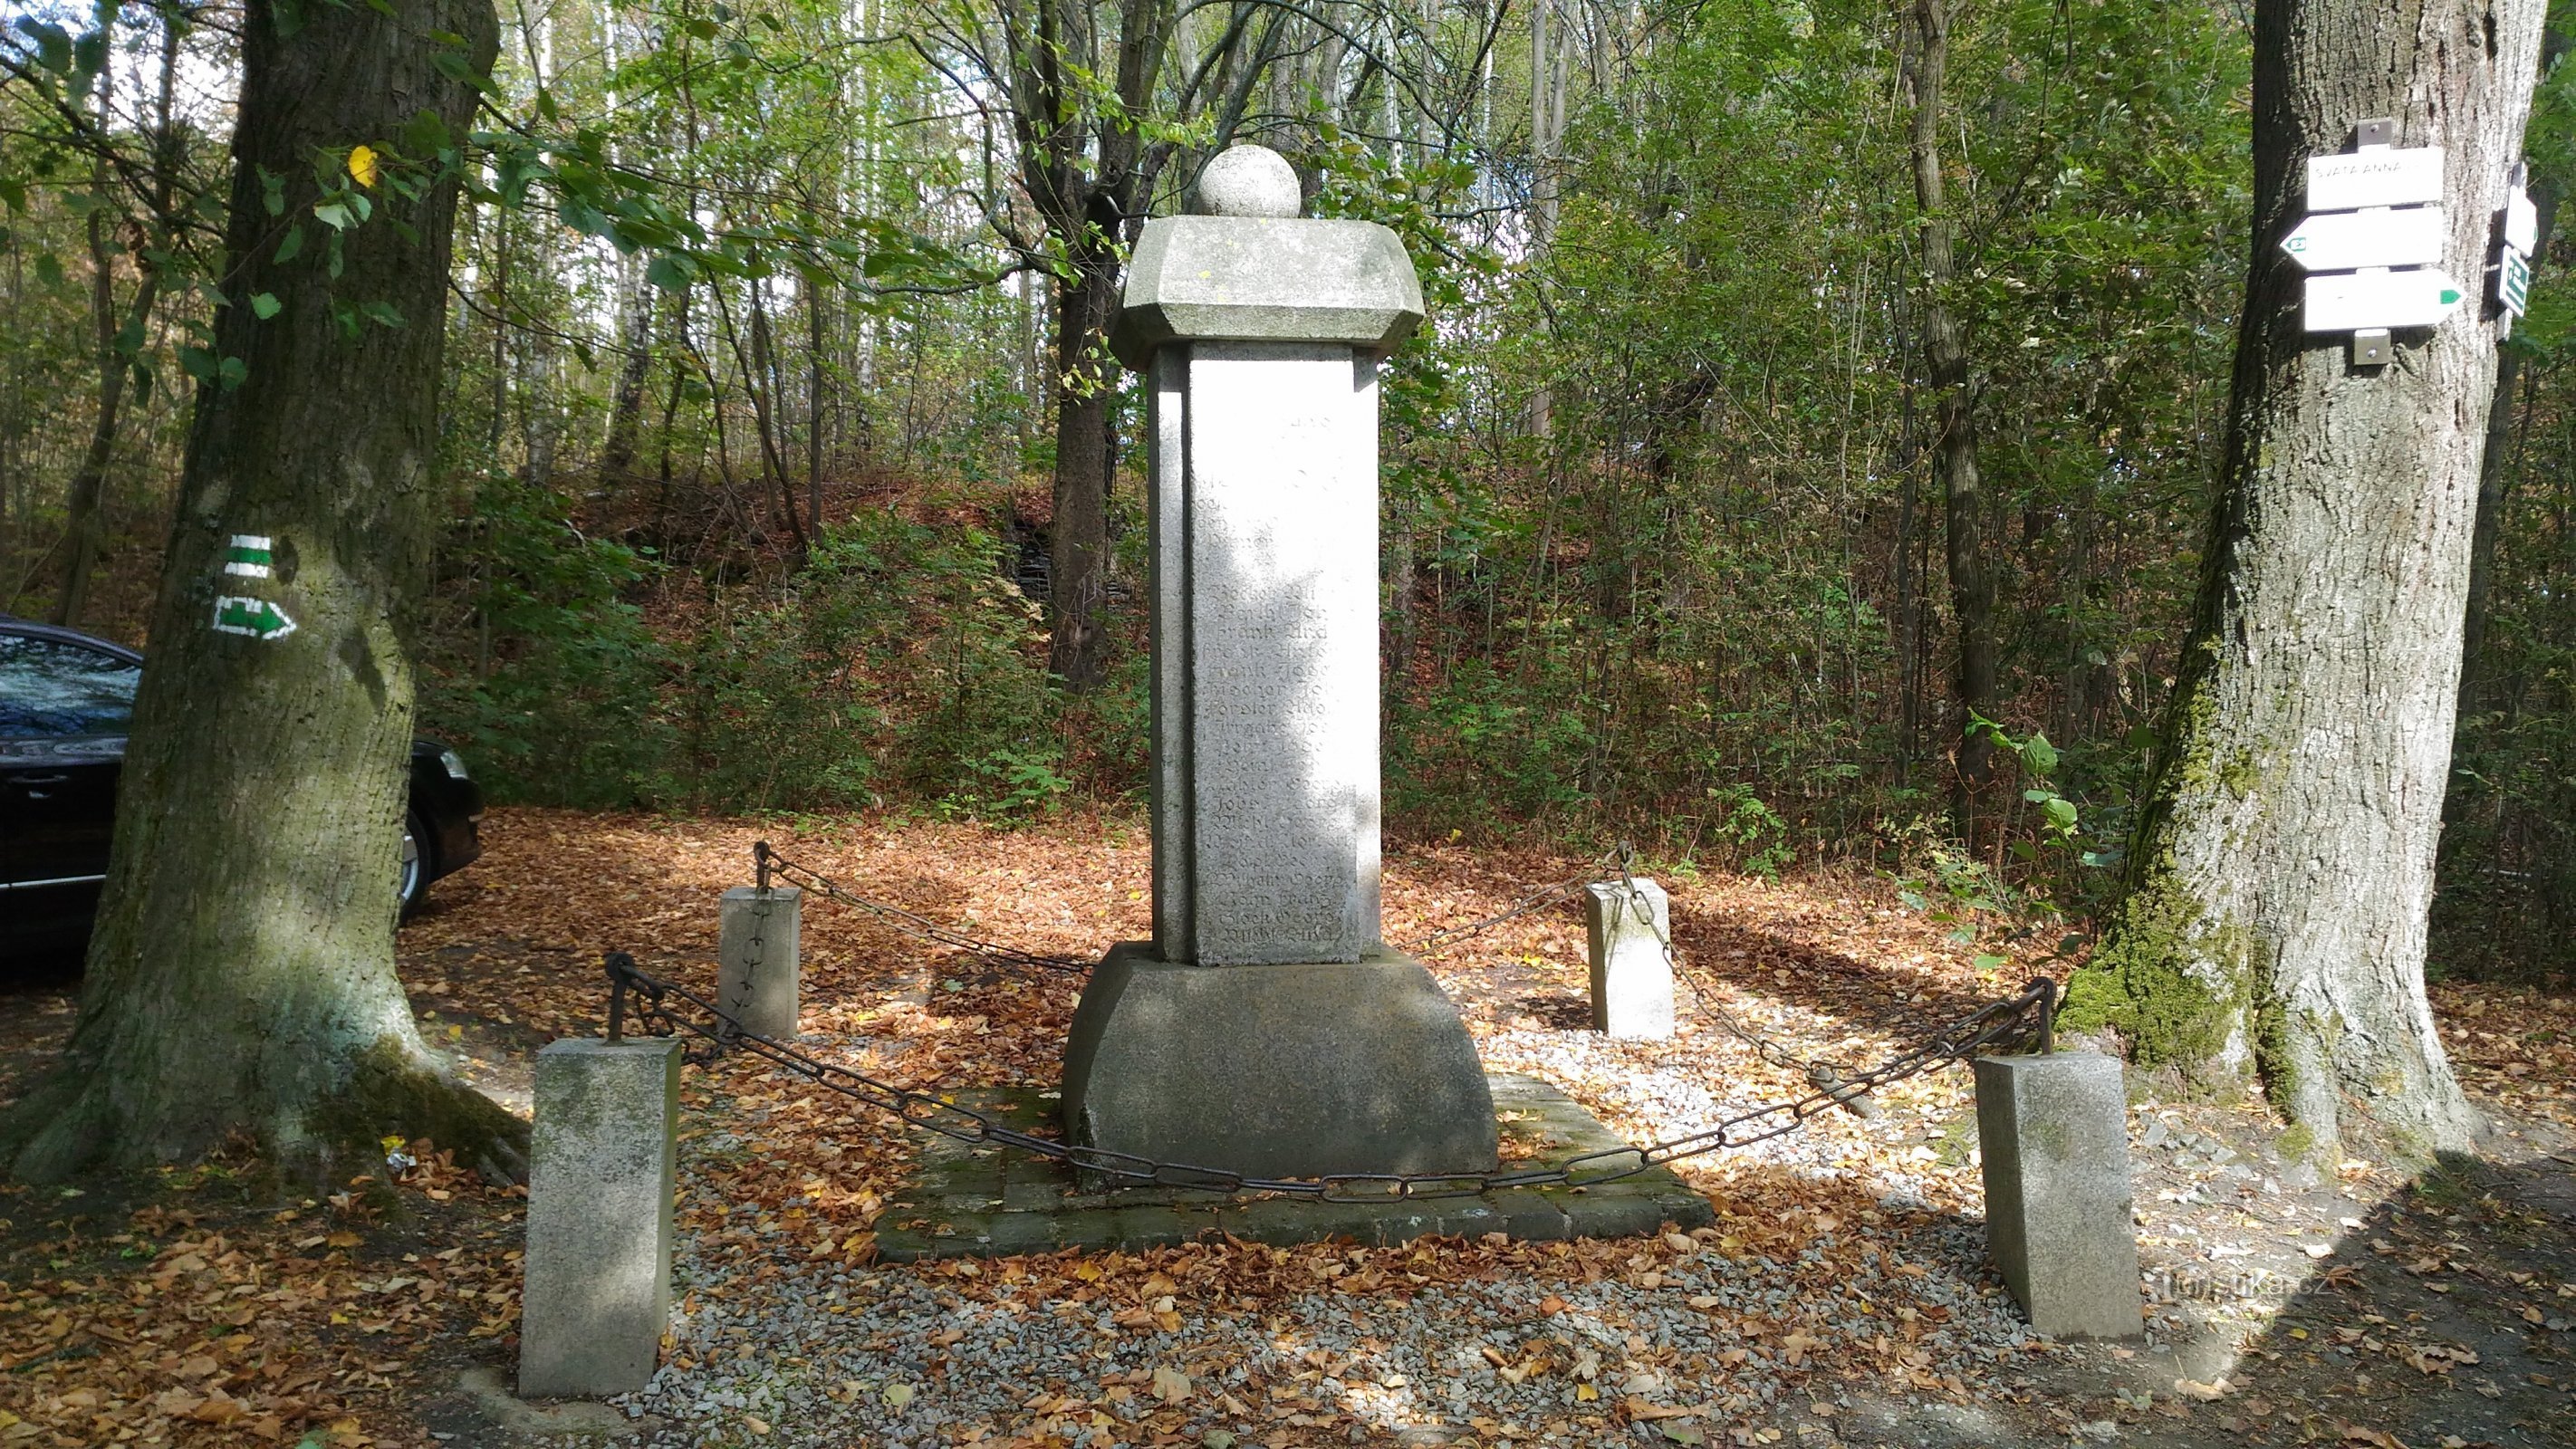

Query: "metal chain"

xmin=741 ymin=840 xmax=2002 ymax=1108
xmin=749 ymin=842 xmax=1620 ymax=973
xmin=1605 ymin=844 xmax=1879 ymax=1112
xmin=1399 ymin=849 xmax=1627 ymax=958
xmin=754 ymin=842 xmax=1092 ymax=975
xmin=600 ymin=951 xmax=2055 ymax=1202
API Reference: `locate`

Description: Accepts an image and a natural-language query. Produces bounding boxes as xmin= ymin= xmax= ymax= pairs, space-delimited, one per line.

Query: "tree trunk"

xmin=806 ymin=281 xmax=826 ymax=531
xmin=3 ymin=0 xmax=523 ymax=1184
xmin=1045 ymin=251 xmax=1118 ymax=687
xmin=53 ymin=210 xmax=159 ymax=629
xmin=2460 ymin=255 xmax=2542 ymax=705
xmin=2062 ymin=0 xmax=2547 ymax=1164
xmin=597 ymin=256 xmax=655 ymax=485
xmin=1907 ymin=0 xmax=1998 ymax=824
xmin=2461 ymin=19 xmax=2569 ymax=705
xmin=53 ymin=54 xmax=156 ymax=630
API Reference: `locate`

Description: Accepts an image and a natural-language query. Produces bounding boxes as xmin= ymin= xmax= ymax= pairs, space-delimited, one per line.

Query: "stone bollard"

xmin=519 ymin=1037 xmax=684 ymax=1397
xmin=716 ymin=886 xmax=802 ymax=1038
xmin=1583 ymin=878 xmax=1673 ymax=1039
xmin=1972 ymin=1051 xmax=2143 ymax=1339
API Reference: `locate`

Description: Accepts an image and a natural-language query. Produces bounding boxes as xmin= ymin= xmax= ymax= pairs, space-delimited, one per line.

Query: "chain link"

xmin=736 ymin=839 xmax=2007 ymax=1115
xmin=601 ymin=951 xmax=2054 ymax=1202
xmin=749 ymin=842 xmax=1619 ymax=973
xmin=754 ymin=841 xmax=1092 ymax=975
xmin=1599 ymin=845 xmax=1888 ymax=1115
xmin=1399 ymin=850 xmax=1627 ymax=958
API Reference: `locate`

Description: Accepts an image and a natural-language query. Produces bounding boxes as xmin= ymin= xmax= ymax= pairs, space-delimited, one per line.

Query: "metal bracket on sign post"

xmin=2354 ymin=117 xmax=2397 ymax=150
xmin=2352 ymin=328 xmax=2392 ymax=365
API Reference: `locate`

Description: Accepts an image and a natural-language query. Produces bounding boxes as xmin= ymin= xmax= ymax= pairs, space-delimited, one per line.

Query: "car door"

xmin=0 ymin=629 xmax=139 ymax=950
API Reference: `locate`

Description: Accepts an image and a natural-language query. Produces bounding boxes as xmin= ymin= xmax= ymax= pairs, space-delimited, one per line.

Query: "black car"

xmin=0 ymin=618 xmax=482 ymax=955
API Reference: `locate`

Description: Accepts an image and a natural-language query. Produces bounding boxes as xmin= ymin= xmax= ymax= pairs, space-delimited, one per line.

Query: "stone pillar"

xmin=1972 ymin=1051 xmax=2144 ymax=1339
xmin=519 ymin=1037 xmax=683 ymax=1397
xmin=1584 ymin=878 xmax=1673 ymax=1039
xmin=1060 ymin=146 xmax=1497 ymax=1180
xmin=716 ymin=885 xmax=801 ymax=1038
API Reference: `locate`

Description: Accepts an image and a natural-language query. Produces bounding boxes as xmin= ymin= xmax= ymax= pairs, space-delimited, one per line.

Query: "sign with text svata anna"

xmin=2304 ymin=147 xmax=2445 ymax=211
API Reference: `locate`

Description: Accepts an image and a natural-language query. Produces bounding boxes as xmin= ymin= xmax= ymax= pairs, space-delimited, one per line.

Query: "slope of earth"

xmin=0 ymin=805 xmax=2563 ymax=1448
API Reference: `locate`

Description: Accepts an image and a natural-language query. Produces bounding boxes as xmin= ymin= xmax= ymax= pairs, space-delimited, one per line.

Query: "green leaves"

xmin=645 ymin=254 xmax=697 ymax=293
xmin=175 ymin=345 xmax=245 ymax=390
xmin=17 ymin=19 xmax=72 ymax=76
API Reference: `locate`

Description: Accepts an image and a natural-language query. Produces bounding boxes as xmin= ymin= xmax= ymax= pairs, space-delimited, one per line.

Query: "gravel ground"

xmin=552 ymin=1010 xmax=2071 ymax=1449
xmin=606 ymin=1196 xmax=2043 ymax=1448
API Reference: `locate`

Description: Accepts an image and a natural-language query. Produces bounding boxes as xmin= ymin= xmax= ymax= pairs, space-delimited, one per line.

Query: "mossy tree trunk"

xmin=2062 ymin=0 xmax=2548 ymax=1162
xmin=3 ymin=0 xmax=522 ymax=1183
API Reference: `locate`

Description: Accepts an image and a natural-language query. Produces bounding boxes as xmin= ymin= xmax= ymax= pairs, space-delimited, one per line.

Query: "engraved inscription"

xmin=1179 ymin=342 xmax=1380 ymax=964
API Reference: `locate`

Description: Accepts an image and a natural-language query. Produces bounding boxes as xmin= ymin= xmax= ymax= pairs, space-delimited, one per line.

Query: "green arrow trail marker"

xmin=223 ymin=533 xmax=274 ymax=579
xmin=212 ymin=594 xmax=297 ymax=641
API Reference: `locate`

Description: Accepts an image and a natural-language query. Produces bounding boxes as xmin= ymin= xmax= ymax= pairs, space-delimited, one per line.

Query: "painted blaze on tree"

xmin=1 ymin=0 xmax=521 ymax=1182
xmin=2062 ymin=0 xmax=2549 ymax=1164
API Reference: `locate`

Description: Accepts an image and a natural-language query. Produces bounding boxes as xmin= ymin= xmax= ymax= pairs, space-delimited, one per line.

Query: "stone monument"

xmin=1059 ymin=145 xmax=1498 ymax=1180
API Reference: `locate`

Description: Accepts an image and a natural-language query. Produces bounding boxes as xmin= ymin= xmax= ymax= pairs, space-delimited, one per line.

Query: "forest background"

xmin=5 ymin=0 xmax=2569 ymax=983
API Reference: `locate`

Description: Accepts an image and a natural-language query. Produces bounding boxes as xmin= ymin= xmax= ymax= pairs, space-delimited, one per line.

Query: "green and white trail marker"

xmin=212 ymin=594 xmax=297 ymax=640
xmin=2303 ymin=268 xmax=2467 ymax=331
xmin=2499 ymin=245 xmax=2533 ymax=320
xmin=223 ymin=534 xmax=274 ymax=580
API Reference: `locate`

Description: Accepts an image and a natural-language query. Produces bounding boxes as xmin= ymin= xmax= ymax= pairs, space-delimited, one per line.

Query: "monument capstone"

xmin=1059 ymin=145 xmax=1499 ymax=1180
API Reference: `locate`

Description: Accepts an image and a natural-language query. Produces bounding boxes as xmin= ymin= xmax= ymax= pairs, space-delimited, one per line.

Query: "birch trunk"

xmin=4 ymin=0 xmax=522 ymax=1182
xmin=2062 ymin=0 xmax=2547 ymax=1162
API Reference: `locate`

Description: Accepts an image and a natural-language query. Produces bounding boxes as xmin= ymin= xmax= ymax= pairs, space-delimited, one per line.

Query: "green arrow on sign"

xmin=212 ymin=595 xmax=297 ymax=640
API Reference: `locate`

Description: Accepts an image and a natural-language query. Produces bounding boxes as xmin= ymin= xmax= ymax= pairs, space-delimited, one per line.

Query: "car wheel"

xmin=399 ymin=811 xmax=431 ymax=922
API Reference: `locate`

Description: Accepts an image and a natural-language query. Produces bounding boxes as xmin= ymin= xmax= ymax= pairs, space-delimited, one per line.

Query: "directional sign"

xmin=212 ymin=595 xmax=297 ymax=641
xmin=2306 ymin=147 xmax=2445 ymax=211
xmin=2505 ymin=186 xmax=2540 ymax=255
xmin=223 ymin=533 xmax=273 ymax=580
xmin=2303 ymin=268 xmax=2466 ymax=331
xmin=2499 ymin=245 xmax=2533 ymax=317
xmin=2280 ymin=206 xmax=2446 ymax=272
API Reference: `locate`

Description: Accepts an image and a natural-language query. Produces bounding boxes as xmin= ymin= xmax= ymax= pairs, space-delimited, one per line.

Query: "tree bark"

xmin=1907 ymin=0 xmax=1998 ymax=824
xmin=990 ymin=0 xmax=1194 ymax=688
xmin=2062 ymin=0 xmax=2547 ymax=1163
xmin=806 ymin=281 xmax=826 ymax=530
xmin=3 ymin=0 xmax=522 ymax=1183
xmin=53 ymin=48 xmax=159 ymax=630
xmin=53 ymin=207 xmax=159 ymax=629
xmin=2460 ymin=20 xmax=2569 ymax=705
xmin=597 ymin=255 xmax=655 ymax=485
xmin=1045 ymin=250 xmax=1118 ymax=686
xmin=2459 ymin=218 xmax=2543 ymax=705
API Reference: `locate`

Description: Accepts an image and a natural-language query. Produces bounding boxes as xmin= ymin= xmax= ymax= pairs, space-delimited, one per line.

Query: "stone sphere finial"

xmin=1192 ymin=145 xmax=1302 ymax=219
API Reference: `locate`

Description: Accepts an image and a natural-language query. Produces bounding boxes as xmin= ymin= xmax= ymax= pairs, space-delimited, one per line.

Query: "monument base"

xmin=878 ymin=1073 xmax=1711 ymax=1261
xmin=1060 ymin=943 xmax=1499 ymax=1179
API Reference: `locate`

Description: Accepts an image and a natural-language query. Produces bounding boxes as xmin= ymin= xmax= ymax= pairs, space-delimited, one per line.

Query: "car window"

xmin=0 ymin=634 xmax=141 ymax=737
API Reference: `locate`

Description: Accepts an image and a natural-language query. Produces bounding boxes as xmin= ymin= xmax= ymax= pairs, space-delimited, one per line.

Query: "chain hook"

xmin=604 ymin=951 xmax=634 ymax=1042
xmin=755 ymin=840 xmax=774 ymax=894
